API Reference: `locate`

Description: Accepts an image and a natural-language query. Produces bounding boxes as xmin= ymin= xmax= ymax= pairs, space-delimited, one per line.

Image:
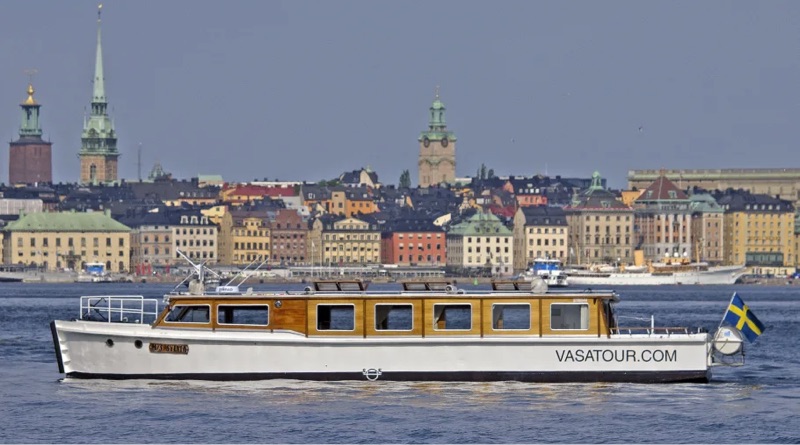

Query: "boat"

xmin=523 ymin=258 xmax=568 ymax=287
xmin=567 ymin=262 xmax=747 ymax=286
xmin=50 ymin=278 xmax=750 ymax=383
xmin=75 ymin=262 xmax=114 ymax=283
xmin=0 ymin=264 xmax=27 ymax=282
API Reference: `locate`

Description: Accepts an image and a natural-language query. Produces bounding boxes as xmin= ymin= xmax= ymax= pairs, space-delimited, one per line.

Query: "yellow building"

xmin=313 ymin=215 xmax=381 ymax=265
xmin=231 ymin=215 xmax=271 ymax=266
xmin=513 ymin=206 xmax=569 ymax=272
xmin=2 ymin=211 xmax=130 ymax=272
xmin=717 ymin=192 xmax=795 ymax=271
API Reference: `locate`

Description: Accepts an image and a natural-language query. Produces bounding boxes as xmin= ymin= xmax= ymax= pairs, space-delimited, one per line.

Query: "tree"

xmin=399 ymin=170 xmax=411 ymax=188
xmin=487 ymin=168 xmax=495 ymax=179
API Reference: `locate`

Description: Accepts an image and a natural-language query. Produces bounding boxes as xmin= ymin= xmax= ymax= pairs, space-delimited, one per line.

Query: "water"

xmin=1 ymin=282 xmax=799 ymax=443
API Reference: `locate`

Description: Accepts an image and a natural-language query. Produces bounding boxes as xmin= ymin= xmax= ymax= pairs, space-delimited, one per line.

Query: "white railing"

xmin=80 ymin=296 xmax=160 ymax=324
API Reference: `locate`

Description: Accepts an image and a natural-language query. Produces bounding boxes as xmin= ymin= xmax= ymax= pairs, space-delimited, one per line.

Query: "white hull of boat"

xmin=52 ymin=320 xmax=711 ymax=382
xmin=568 ymin=265 xmax=747 ymax=286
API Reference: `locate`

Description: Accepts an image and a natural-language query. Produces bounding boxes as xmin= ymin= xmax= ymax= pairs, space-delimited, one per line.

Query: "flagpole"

xmin=717 ymin=292 xmax=737 ymax=332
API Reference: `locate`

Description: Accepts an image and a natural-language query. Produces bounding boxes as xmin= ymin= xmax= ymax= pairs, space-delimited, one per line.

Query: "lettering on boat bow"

xmin=149 ymin=343 xmax=190 ymax=354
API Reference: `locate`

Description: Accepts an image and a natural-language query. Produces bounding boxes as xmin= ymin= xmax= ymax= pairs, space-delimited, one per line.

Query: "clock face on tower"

xmin=441 ymin=137 xmax=449 ymax=147
xmin=423 ymin=137 xmax=430 ymax=147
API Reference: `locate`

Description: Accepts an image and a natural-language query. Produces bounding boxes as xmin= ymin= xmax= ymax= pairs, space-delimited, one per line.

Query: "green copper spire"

xmin=418 ymin=86 xmax=457 ymax=143
xmin=81 ymin=2 xmax=116 ymax=152
xmin=19 ymin=83 xmax=43 ymax=138
xmin=80 ymin=3 xmax=118 ymax=184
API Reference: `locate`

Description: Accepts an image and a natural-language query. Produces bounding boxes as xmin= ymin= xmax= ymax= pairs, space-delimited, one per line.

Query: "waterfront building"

xmin=632 ymin=174 xmax=694 ymax=262
xmin=714 ymin=190 xmax=795 ymax=272
xmin=565 ymin=172 xmax=634 ymax=265
xmin=310 ymin=215 xmax=381 ymax=266
xmin=418 ymin=88 xmax=456 ymax=187
xmin=629 ymin=168 xmax=800 ymax=206
xmin=1 ymin=210 xmax=130 ymax=272
xmin=269 ymin=208 xmax=308 ymax=265
xmin=9 ymin=83 xmax=52 ymax=184
xmin=118 ymin=210 xmax=174 ymax=273
xmin=512 ymin=206 xmax=568 ymax=272
xmin=79 ymin=7 xmax=119 ymax=184
xmin=214 ymin=207 xmax=270 ymax=266
xmin=381 ymin=218 xmax=445 ymax=266
xmin=689 ymin=193 xmax=725 ymax=264
xmin=170 ymin=209 xmax=217 ymax=264
xmin=446 ymin=212 xmax=513 ymax=276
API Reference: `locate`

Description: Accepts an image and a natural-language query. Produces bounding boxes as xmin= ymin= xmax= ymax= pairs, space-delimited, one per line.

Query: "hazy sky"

xmin=1 ymin=1 xmax=799 ymax=188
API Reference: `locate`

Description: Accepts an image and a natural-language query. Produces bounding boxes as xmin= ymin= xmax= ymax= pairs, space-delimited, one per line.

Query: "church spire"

xmin=92 ymin=4 xmax=106 ymax=107
xmin=79 ymin=3 xmax=119 ymax=184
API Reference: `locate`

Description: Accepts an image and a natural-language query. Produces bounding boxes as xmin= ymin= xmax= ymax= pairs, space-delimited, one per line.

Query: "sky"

xmin=1 ymin=1 xmax=799 ymax=189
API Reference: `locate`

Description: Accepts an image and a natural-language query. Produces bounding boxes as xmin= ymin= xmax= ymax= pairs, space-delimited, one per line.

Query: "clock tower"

xmin=418 ymin=87 xmax=456 ymax=187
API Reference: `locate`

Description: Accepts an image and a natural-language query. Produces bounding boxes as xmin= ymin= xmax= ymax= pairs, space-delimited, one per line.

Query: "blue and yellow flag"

xmin=723 ymin=293 xmax=766 ymax=343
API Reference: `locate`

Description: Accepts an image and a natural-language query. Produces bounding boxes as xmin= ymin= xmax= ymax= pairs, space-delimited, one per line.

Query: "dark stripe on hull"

xmin=50 ymin=321 xmax=65 ymax=374
xmin=66 ymin=370 xmax=710 ymax=384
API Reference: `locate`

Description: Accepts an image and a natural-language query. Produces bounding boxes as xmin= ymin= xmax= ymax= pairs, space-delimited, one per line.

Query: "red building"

xmin=381 ymin=220 xmax=446 ymax=266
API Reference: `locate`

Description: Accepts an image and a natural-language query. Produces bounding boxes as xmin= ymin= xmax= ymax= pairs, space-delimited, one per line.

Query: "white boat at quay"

xmin=521 ymin=258 xmax=568 ymax=287
xmin=567 ymin=263 xmax=747 ymax=286
xmin=50 ymin=272 xmax=754 ymax=383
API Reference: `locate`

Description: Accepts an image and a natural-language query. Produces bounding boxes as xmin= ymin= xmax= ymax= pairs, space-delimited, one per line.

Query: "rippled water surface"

xmin=0 ymin=283 xmax=798 ymax=443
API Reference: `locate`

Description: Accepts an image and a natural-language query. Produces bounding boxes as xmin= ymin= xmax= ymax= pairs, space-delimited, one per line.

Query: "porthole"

xmin=134 ymin=339 xmax=143 ymax=349
xmin=105 ymin=338 xmax=114 ymax=347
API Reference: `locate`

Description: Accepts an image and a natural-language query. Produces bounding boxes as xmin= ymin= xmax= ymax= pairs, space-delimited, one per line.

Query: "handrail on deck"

xmin=80 ymin=295 xmax=160 ymax=324
xmin=612 ymin=326 xmax=691 ymax=336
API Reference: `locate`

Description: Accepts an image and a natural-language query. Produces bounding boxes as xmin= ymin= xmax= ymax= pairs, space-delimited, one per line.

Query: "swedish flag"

xmin=723 ymin=293 xmax=766 ymax=343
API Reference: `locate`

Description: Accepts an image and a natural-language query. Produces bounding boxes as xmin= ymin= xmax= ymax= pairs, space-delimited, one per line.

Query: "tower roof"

xmin=637 ymin=173 xmax=689 ymax=202
xmin=419 ymin=86 xmax=457 ymax=142
xmin=17 ymin=82 xmax=43 ymax=139
xmin=23 ymin=84 xmax=37 ymax=106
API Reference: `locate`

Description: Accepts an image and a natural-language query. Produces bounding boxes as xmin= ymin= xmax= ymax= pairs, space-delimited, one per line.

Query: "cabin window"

xmin=492 ymin=304 xmax=531 ymax=330
xmin=374 ymin=304 xmax=413 ymax=331
xmin=165 ymin=305 xmax=210 ymax=323
xmin=550 ymin=303 xmax=589 ymax=330
xmin=317 ymin=304 xmax=355 ymax=331
xmin=433 ymin=304 xmax=471 ymax=330
xmin=217 ymin=305 xmax=269 ymax=326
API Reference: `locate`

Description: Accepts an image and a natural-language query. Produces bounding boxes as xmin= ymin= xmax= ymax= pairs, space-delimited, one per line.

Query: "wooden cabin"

xmin=155 ymin=280 xmax=619 ymax=338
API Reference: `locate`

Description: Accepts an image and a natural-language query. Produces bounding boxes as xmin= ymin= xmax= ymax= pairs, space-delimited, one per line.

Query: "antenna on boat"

xmin=172 ymin=249 xmax=221 ymax=294
xmin=224 ymin=255 xmax=270 ymax=288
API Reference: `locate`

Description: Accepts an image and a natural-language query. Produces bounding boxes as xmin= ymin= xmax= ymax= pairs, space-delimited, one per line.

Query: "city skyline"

xmin=1 ymin=1 xmax=799 ymax=187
